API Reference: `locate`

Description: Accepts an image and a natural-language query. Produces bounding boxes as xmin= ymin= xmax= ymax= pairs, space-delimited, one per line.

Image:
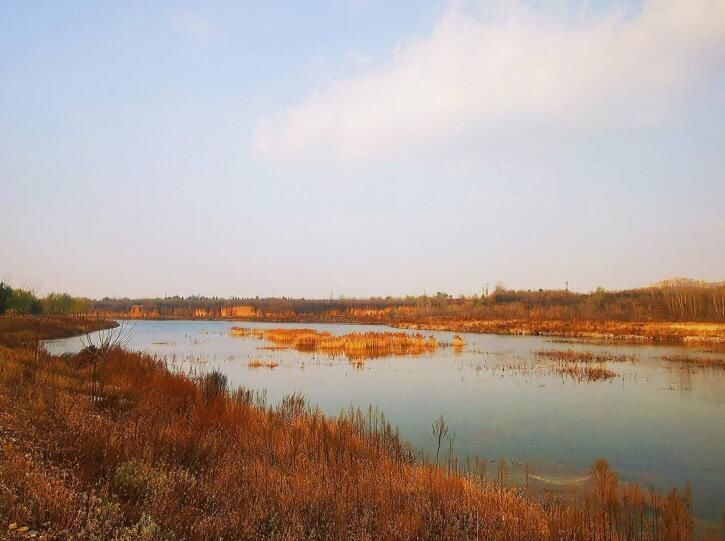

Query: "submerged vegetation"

xmin=534 ymin=349 xmax=638 ymax=363
xmin=660 ymin=354 xmax=724 ymax=369
xmin=554 ymin=364 xmax=617 ymax=382
xmin=467 ymin=348 xmax=641 ymax=383
xmin=534 ymin=349 xmax=636 ymax=381
xmin=230 ymin=327 xmax=439 ymax=359
xmin=247 ymin=359 xmax=280 ymax=369
xmin=0 ymin=318 xmax=702 ymax=540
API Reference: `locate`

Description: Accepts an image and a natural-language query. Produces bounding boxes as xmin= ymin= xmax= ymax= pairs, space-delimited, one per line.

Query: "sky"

xmin=1 ymin=0 xmax=724 ymax=299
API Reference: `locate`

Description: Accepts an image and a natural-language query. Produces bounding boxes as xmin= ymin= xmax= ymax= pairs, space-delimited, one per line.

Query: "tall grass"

xmin=535 ymin=349 xmax=638 ymax=363
xmin=232 ymin=327 xmax=439 ymax=359
xmin=0 ymin=342 xmax=697 ymax=539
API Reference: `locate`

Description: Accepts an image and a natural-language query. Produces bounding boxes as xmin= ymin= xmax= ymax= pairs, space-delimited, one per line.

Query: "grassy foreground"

xmin=0 ymin=321 xmax=703 ymax=540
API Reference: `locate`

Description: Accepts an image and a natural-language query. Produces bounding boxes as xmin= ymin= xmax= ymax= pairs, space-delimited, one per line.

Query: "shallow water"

xmin=45 ymin=319 xmax=725 ymax=521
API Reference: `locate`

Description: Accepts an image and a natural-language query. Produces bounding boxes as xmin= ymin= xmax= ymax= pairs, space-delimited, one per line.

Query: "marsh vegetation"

xmin=230 ymin=326 xmax=439 ymax=360
xmin=40 ymin=319 xmax=725 ymax=533
xmin=0 ymin=326 xmax=705 ymax=540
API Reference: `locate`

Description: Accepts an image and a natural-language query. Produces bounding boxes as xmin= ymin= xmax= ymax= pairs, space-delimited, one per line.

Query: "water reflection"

xmin=44 ymin=319 xmax=725 ymax=521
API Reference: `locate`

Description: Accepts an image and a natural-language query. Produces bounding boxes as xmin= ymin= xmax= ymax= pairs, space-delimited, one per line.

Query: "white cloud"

xmin=254 ymin=0 xmax=725 ymax=161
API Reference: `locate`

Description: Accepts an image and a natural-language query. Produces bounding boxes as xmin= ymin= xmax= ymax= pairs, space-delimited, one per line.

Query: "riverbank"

xmin=0 ymin=320 xmax=698 ymax=540
xmin=111 ymin=313 xmax=725 ymax=345
xmin=390 ymin=318 xmax=725 ymax=345
xmin=0 ymin=315 xmax=118 ymax=348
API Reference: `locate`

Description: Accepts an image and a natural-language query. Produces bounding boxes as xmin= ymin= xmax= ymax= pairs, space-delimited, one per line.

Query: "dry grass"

xmin=0 ymin=315 xmax=117 ymax=347
xmin=0 ymin=319 xmax=697 ymax=540
xmin=531 ymin=349 xmax=630 ymax=381
xmin=554 ymin=364 xmax=617 ymax=382
xmin=660 ymin=354 xmax=724 ymax=368
xmin=245 ymin=328 xmax=439 ymax=360
xmin=394 ymin=319 xmax=725 ymax=345
xmin=247 ymin=359 xmax=280 ymax=369
xmin=229 ymin=326 xmax=265 ymax=338
xmin=535 ymin=349 xmax=637 ymax=363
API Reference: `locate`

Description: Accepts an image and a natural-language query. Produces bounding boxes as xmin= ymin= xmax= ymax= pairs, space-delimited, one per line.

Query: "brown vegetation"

xmin=660 ymin=354 xmax=724 ymax=368
xmin=89 ymin=281 xmax=725 ymax=324
xmin=535 ymin=349 xmax=637 ymax=363
xmin=0 ymin=315 xmax=117 ymax=348
xmin=247 ymin=359 xmax=280 ymax=369
xmin=0 ymin=333 xmax=697 ymax=540
xmin=395 ymin=319 xmax=725 ymax=345
xmin=233 ymin=327 xmax=439 ymax=360
xmin=531 ymin=349 xmax=634 ymax=381
xmin=228 ymin=327 xmax=265 ymax=338
xmin=554 ymin=364 xmax=617 ymax=382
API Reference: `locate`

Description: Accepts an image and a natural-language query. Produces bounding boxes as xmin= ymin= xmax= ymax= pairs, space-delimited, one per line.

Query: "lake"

xmin=45 ymin=319 xmax=725 ymax=523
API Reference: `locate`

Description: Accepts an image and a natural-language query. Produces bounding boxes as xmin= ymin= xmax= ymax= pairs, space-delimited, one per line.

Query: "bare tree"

xmin=431 ymin=415 xmax=448 ymax=467
xmin=80 ymin=321 xmax=134 ymax=403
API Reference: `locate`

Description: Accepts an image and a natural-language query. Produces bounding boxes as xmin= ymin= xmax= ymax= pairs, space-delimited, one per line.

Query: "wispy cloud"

xmin=168 ymin=9 xmax=216 ymax=47
xmin=254 ymin=0 xmax=725 ymax=161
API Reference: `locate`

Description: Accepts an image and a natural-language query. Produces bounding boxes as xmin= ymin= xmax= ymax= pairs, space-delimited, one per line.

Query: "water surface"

xmin=45 ymin=319 xmax=725 ymax=521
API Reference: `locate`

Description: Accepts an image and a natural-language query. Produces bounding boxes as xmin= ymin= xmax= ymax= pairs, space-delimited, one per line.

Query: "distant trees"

xmin=2 ymin=279 xmax=723 ymax=322
xmin=0 ymin=283 xmax=91 ymax=316
xmin=0 ymin=282 xmax=11 ymax=314
xmin=5 ymin=287 xmax=42 ymax=315
xmin=42 ymin=292 xmax=91 ymax=315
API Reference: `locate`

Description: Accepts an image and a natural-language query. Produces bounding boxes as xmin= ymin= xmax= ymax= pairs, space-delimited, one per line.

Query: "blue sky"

xmin=1 ymin=0 xmax=724 ymax=298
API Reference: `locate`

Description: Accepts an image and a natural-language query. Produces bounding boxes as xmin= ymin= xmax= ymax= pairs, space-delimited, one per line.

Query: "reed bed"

xmin=481 ymin=359 xmax=619 ymax=383
xmin=535 ymin=349 xmax=637 ymax=363
xmin=257 ymin=328 xmax=439 ymax=359
xmin=247 ymin=359 xmax=280 ymax=369
xmin=228 ymin=326 xmax=265 ymax=338
xmin=0 ymin=336 xmax=698 ymax=540
xmin=554 ymin=363 xmax=617 ymax=382
xmin=660 ymin=354 xmax=724 ymax=368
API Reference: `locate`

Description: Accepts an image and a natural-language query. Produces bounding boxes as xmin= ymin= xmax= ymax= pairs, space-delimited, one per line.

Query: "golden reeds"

xmin=228 ymin=326 xmax=265 ymax=338
xmin=0 ymin=323 xmax=696 ymax=540
xmin=555 ymin=364 xmax=617 ymax=382
xmin=660 ymin=354 xmax=724 ymax=368
xmin=535 ymin=349 xmax=637 ymax=363
xmin=247 ymin=359 xmax=280 ymax=369
xmin=259 ymin=328 xmax=438 ymax=359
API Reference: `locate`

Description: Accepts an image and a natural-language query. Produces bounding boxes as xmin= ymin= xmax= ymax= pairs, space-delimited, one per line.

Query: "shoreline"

xmin=100 ymin=315 xmax=724 ymax=345
xmin=0 ymin=315 xmax=118 ymax=348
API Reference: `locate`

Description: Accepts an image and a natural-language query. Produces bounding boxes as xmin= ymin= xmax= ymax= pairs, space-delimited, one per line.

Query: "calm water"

xmin=45 ymin=319 xmax=725 ymax=521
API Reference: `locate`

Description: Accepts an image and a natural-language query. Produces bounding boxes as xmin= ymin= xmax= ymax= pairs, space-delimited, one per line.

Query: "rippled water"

xmin=45 ymin=319 xmax=725 ymax=521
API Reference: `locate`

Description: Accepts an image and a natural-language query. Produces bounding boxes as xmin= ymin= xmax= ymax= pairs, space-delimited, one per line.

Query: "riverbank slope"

xmin=0 ymin=315 xmax=118 ymax=348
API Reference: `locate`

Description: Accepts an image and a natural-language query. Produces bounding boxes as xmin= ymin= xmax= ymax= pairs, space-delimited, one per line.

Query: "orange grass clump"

xmin=533 ymin=349 xmax=626 ymax=381
xmin=261 ymin=328 xmax=438 ymax=359
xmin=247 ymin=359 xmax=280 ymax=369
xmin=535 ymin=349 xmax=637 ymax=363
xmin=554 ymin=364 xmax=617 ymax=382
xmin=0 ymin=319 xmax=696 ymax=540
xmin=660 ymin=354 xmax=724 ymax=368
xmin=228 ymin=326 xmax=265 ymax=338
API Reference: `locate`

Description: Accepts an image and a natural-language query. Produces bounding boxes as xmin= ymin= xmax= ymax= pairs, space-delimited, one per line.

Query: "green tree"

xmin=0 ymin=282 xmax=12 ymax=314
xmin=7 ymin=288 xmax=42 ymax=315
xmin=44 ymin=292 xmax=74 ymax=314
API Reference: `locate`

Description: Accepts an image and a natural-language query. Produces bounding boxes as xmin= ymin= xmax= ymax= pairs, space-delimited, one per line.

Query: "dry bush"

xmin=660 ymin=354 xmax=724 ymax=368
xmin=0 ymin=337 xmax=696 ymax=540
xmin=535 ymin=349 xmax=637 ymax=363
xmin=248 ymin=359 xmax=280 ymax=369
xmin=261 ymin=328 xmax=438 ymax=359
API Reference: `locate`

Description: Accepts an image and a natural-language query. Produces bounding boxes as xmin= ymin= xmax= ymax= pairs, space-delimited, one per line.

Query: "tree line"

xmin=0 ymin=282 xmax=91 ymax=316
xmin=2 ymin=280 xmax=723 ymax=322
